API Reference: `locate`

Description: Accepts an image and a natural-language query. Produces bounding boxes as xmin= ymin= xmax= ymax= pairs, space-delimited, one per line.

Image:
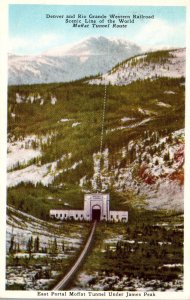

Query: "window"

xmin=65 ymin=214 xmax=67 ymax=217
xmin=81 ymin=214 xmax=83 ymax=218
xmin=56 ymin=214 xmax=58 ymax=217
xmin=60 ymin=214 xmax=62 ymax=217
xmin=76 ymin=214 xmax=78 ymax=217
xmin=116 ymin=215 xmax=119 ymax=219
xmin=111 ymin=215 xmax=113 ymax=219
xmin=104 ymin=215 xmax=106 ymax=217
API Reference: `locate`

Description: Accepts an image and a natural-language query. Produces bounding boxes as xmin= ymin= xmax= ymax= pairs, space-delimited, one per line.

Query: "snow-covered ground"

xmin=91 ymin=149 xmax=109 ymax=191
xmin=7 ymin=135 xmax=42 ymax=171
xmin=84 ymin=129 xmax=184 ymax=211
xmin=73 ymin=272 xmax=183 ymax=291
xmin=107 ymin=118 xmax=152 ymax=133
xmin=7 ymin=162 xmax=58 ymax=187
xmin=7 ymin=158 xmax=82 ymax=187
xmin=6 ymin=206 xmax=86 ymax=290
xmin=72 ymin=122 xmax=81 ymax=127
xmin=7 ymin=133 xmax=84 ymax=187
xmin=7 ymin=133 xmax=58 ymax=171
xmin=15 ymin=92 xmax=57 ymax=105
xmin=89 ymin=48 xmax=185 ymax=86
xmin=7 ymin=206 xmax=82 ymax=252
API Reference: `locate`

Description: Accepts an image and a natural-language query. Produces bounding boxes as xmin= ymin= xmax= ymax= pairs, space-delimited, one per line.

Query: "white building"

xmin=50 ymin=193 xmax=128 ymax=222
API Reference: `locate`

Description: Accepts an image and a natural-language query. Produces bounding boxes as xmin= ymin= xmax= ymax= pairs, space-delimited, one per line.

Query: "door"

xmin=92 ymin=205 xmax=101 ymax=221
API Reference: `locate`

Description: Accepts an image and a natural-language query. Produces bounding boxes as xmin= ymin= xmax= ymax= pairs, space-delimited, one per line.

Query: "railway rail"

xmin=52 ymin=220 xmax=97 ymax=290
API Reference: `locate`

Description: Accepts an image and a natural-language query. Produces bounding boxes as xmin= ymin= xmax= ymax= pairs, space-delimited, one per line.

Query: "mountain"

xmin=7 ymin=48 xmax=185 ymax=219
xmin=8 ymin=36 xmax=142 ymax=85
xmin=89 ymin=48 xmax=185 ymax=86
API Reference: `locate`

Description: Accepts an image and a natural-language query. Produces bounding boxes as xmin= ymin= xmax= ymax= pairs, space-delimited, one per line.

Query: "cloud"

xmin=40 ymin=33 xmax=60 ymax=46
xmin=134 ymin=19 xmax=185 ymax=47
xmin=9 ymin=33 xmax=61 ymax=55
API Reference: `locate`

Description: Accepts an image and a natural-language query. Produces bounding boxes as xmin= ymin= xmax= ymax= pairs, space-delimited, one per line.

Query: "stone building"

xmin=50 ymin=193 xmax=128 ymax=222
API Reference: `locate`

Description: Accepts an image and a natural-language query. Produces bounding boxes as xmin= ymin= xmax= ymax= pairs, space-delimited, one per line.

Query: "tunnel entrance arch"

xmin=92 ymin=205 xmax=101 ymax=221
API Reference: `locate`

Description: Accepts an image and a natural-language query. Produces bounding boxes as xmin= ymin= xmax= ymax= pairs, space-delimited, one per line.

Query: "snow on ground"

xmin=11 ymin=113 xmax=16 ymax=118
xmin=6 ymin=206 xmax=82 ymax=253
xmin=73 ymin=272 xmax=183 ymax=291
xmin=92 ymin=128 xmax=184 ymax=211
xmin=58 ymin=118 xmax=70 ymax=123
xmin=7 ymin=133 xmax=76 ymax=187
xmin=144 ymin=178 xmax=184 ymax=211
xmin=104 ymin=235 xmax=124 ymax=244
xmin=6 ymin=206 xmax=86 ymax=290
xmin=8 ymin=148 xmax=41 ymax=171
xmin=51 ymin=96 xmax=57 ymax=105
xmin=7 ymin=135 xmax=42 ymax=171
xmin=121 ymin=117 xmax=136 ymax=122
xmin=138 ymin=108 xmax=153 ymax=116
xmin=71 ymin=160 xmax=82 ymax=169
xmin=89 ymin=48 xmax=185 ymax=86
xmin=135 ymin=129 xmax=184 ymax=210
xmin=164 ymin=90 xmax=176 ymax=94
xmin=156 ymin=101 xmax=171 ymax=108
xmin=7 ymin=156 xmax=81 ymax=187
xmin=7 ymin=133 xmax=58 ymax=171
xmin=80 ymin=176 xmax=87 ymax=187
xmin=16 ymin=93 xmax=23 ymax=103
xmin=15 ymin=92 xmax=58 ymax=105
xmin=108 ymin=118 xmax=152 ymax=133
xmin=7 ymin=163 xmax=56 ymax=187
xmin=72 ymin=122 xmax=81 ymax=127
xmin=162 ymin=264 xmax=183 ymax=268
xmin=91 ymin=149 xmax=110 ymax=191
xmin=6 ymin=265 xmax=57 ymax=290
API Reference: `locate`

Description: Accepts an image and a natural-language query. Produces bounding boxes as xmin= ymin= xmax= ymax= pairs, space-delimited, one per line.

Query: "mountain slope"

xmin=8 ymin=36 xmax=141 ymax=85
xmin=7 ymin=75 xmax=185 ymax=217
xmin=89 ymin=48 xmax=185 ymax=86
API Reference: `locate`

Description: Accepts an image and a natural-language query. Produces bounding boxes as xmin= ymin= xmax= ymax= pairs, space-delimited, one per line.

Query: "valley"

xmin=6 ymin=47 xmax=185 ymax=290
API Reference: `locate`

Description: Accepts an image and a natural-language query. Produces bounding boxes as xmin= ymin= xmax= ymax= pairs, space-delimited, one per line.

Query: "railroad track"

xmin=52 ymin=221 xmax=97 ymax=290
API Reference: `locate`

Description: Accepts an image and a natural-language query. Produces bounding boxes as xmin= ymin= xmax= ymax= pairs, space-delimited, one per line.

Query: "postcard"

xmin=0 ymin=0 xmax=190 ymax=299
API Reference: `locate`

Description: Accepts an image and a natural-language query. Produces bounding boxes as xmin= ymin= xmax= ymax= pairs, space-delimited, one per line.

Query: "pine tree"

xmin=49 ymin=238 xmax=58 ymax=255
xmin=164 ymin=151 xmax=170 ymax=161
xmin=17 ymin=243 xmax=20 ymax=252
xmin=155 ymin=159 xmax=159 ymax=166
xmin=34 ymin=236 xmax=40 ymax=253
xmin=61 ymin=241 xmax=65 ymax=252
xmin=27 ymin=236 xmax=33 ymax=256
xmin=9 ymin=236 xmax=14 ymax=254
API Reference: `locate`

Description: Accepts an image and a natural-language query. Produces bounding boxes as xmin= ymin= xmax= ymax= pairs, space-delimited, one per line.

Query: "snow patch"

xmin=156 ymin=101 xmax=171 ymax=108
xmin=164 ymin=90 xmax=176 ymax=94
xmin=7 ymin=135 xmax=42 ymax=171
xmin=16 ymin=93 xmax=23 ymax=103
xmin=121 ymin=117 xmax=136 ymax=122
xmin=72 ymin=122 xmax=81 ymax=127
xmin=51 ymin=95 xmax=57 ymax=105
xmin=59 ymin=118 xmax=70 ymax=123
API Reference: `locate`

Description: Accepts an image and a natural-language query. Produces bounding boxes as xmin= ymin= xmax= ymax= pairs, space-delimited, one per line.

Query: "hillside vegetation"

xmin=7 ymin=73 xmax=185 ymax=219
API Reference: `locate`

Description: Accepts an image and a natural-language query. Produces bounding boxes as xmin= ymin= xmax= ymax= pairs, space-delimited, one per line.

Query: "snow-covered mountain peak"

xmin=8 ymin=36 xmax=142 ymax=85
xmin=44 ymin=36 xmax=140 ymax=57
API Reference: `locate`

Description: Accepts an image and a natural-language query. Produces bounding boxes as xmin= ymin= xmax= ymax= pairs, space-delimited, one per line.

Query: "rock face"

xmin=8 ymin=36 xmax=142 ymax=85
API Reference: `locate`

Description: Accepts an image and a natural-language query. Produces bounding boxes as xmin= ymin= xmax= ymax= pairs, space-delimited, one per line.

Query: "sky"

xmin=9 ymin=5 xmax=186 ymax=55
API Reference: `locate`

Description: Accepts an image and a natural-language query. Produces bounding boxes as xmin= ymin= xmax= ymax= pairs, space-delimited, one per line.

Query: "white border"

xmin=0 ymin=0 xmax=190 ymax=299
